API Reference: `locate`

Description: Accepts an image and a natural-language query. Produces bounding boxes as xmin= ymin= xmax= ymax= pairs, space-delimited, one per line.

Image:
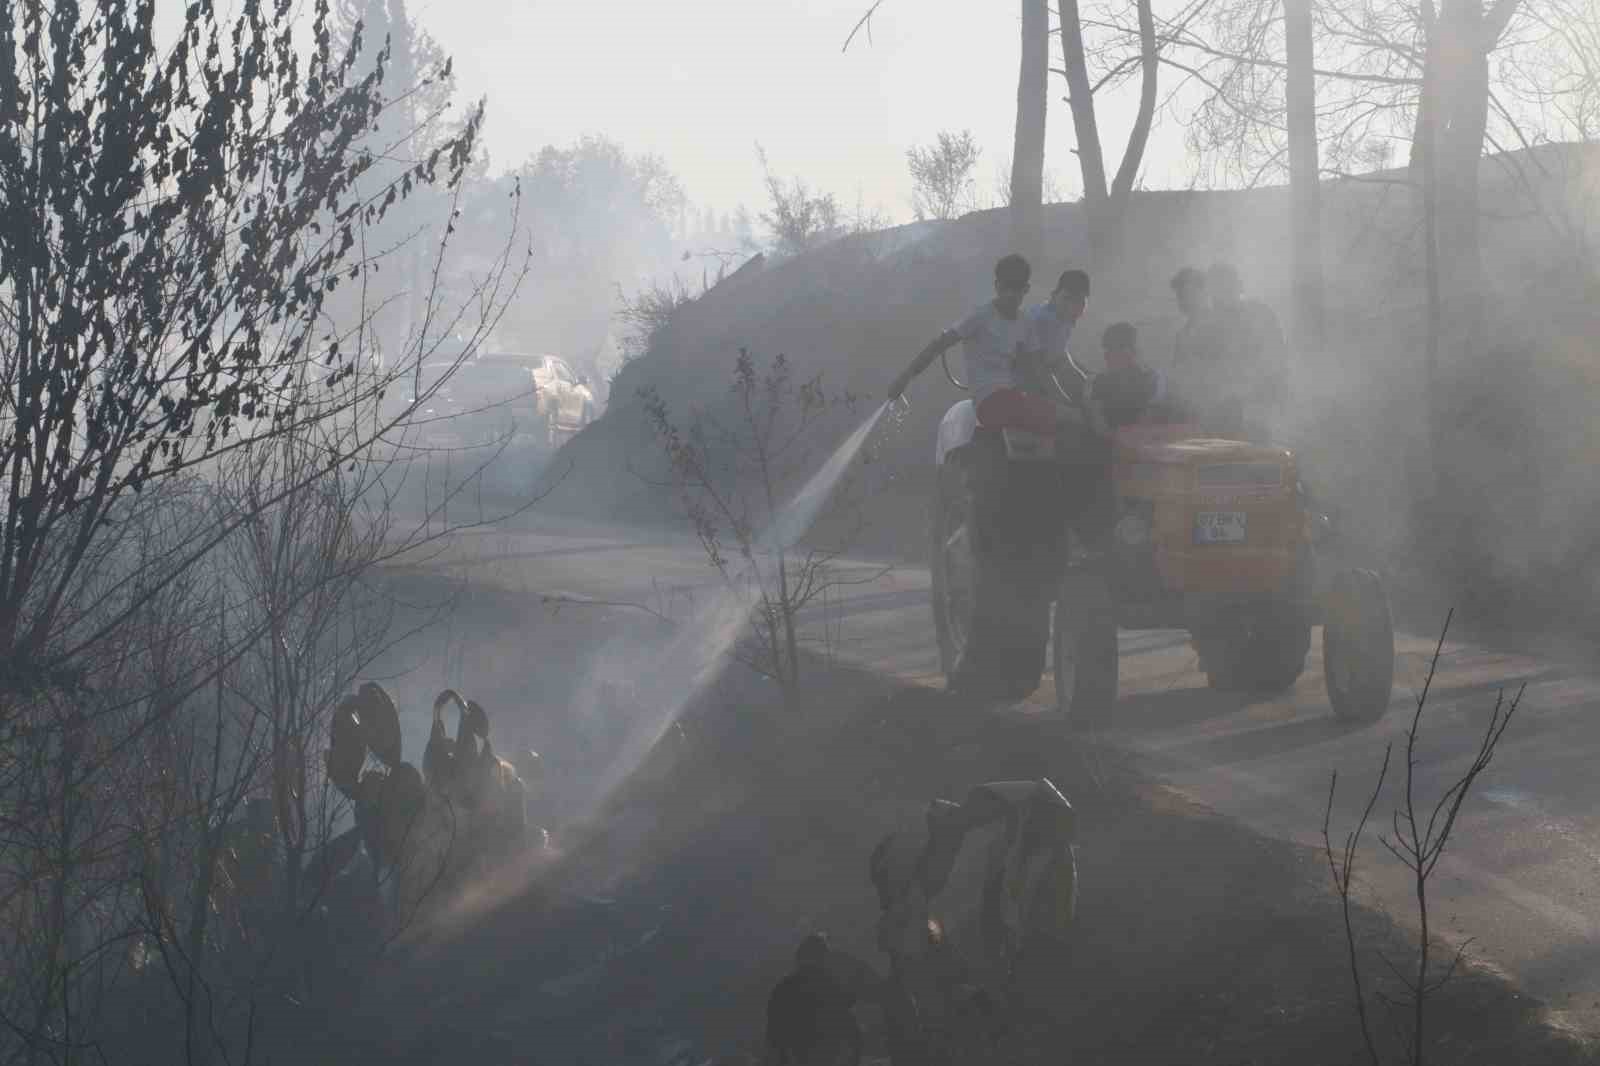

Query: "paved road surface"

xmin=392 ymin=511 xmax=1600 ymax=1032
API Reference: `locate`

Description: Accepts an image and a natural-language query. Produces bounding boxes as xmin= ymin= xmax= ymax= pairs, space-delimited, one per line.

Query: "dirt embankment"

xmin=331 ymin=648 xmax=1592 ymax=1066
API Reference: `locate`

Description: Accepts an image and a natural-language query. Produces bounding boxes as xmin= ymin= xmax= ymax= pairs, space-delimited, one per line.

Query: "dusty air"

xmin=2 ymin=0 xmax=1598 ymax=1063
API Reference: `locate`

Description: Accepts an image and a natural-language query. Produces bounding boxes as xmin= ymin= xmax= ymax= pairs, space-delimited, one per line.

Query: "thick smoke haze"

xmin=4 ymin=0 xmax=1600 ymax=1063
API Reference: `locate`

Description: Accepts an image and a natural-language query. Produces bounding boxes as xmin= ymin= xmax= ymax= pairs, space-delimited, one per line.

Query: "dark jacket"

xmin=1093 ymin=364 xmax=1162 ymax=428
xmin=766 ymin=967 xmax=860 ymax=1065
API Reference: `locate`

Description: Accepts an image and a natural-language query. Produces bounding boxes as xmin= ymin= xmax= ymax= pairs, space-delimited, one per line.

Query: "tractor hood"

xmin=1112 ymin=424 xmax=1294 ymax=468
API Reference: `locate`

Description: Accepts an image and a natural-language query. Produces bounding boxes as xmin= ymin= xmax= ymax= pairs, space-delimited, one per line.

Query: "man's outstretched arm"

xmin=888 ymin=329 xmax=960 ymax=400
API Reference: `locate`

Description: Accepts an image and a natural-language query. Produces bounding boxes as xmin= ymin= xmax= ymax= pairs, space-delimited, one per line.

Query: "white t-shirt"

xmin=1024 ymin=302 xmax=1075 ymax=364
xmin=952 ymin=303 xmax=1031 ymax=407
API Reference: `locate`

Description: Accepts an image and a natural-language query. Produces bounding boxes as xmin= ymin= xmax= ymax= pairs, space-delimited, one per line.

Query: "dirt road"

xmin=391 ymin=509 xmax=1600 ymax=1034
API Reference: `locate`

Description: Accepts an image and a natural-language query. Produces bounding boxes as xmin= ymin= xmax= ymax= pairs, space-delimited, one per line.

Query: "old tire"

xmin=1195 ymin=613 xmax=1312 ymax=694
xmin=1323 ymin=568 xmax=1395 ymax=723
xmin=1053 ymin=572 xmax=1119 ymax=726
xmin=931 ymin=457 xmax=976 ymax=680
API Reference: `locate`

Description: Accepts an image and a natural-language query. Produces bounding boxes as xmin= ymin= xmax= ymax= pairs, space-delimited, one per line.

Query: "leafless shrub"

xmin=907 ymin=130 xmax=983 ymax=220
xmin=992 ymin=160 xmax=1066 ymax=207
xmin=638 ymin=350 xmax=887 ymax=699
xmin=756 ymin=146 xmax=845 ymax=258
xmin=1323 ymin=610 xmax=1523 ymax=1066
xmin=616 ymin=278 xmax=697 ymax=364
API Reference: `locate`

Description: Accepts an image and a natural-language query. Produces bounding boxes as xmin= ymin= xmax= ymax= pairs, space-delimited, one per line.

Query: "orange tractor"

xmin=929 ymin=402 xmax=1396 ymax=725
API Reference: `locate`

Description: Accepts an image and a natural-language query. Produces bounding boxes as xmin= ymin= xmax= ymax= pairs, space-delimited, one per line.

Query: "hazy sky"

xmin=417 ymin=0 xmax=1192 ymax=223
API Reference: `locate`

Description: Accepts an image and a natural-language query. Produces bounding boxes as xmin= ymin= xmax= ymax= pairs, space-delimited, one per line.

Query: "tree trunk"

xmin=1284 ymin=0 xmax=1325 ymax=345
xmin=1010 ymin=0 xmax=1049 ymax=263
xmin=1410 ymin=0 xmax=1518 ymax=333
xmin=1409 ymin=0 xmax=1438 ymax=176
xmin=1436 ymin=32 xmax=1491 ymax=325
xmin=1099 ymin=0 xmax=1159 ymax=258
xmin=1420 ymin=108 xmax=1443 ymax=463
xmin=1059 ymin=0 xmax=1108 ymax=249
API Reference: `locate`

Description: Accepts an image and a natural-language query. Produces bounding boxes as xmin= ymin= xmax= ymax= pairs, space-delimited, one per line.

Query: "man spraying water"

xmin=888 ymin=257 xmax=1099 ymax=440
xmin=888 ymin=255 xmax=1114 ymax=703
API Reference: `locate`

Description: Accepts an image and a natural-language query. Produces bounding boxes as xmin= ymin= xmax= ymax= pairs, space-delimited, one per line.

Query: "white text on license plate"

xmin=1194 ymin=510 xmax=1247 ymax=544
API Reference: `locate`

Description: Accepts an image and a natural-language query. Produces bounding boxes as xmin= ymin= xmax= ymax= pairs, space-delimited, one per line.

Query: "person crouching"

xmin=765 ymin=933 xmax=862 ymax=1066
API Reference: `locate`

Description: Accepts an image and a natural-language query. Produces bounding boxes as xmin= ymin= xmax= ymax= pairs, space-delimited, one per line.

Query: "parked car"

xmin=394 ymin=360 xmax=539 ymax=450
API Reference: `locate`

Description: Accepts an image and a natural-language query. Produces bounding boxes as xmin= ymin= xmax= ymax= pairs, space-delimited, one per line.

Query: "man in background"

xmin=1206 ymin=261 xmax=1288 ymax=439
xmin=1166 ymin=267 xmax=1218 ymax=427
xmin=1169 ymin=266 xmax=1214 ymax=371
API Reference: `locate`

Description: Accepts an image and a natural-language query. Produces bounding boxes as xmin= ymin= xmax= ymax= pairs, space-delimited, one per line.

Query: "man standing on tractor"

xmin=888 ymin=256 xmax=1111 ymax=702
xmin=1206 ymin=261 xmax=1288 ymax=440
xmin=1022 ymin=269 xmax=1092 ymax=392
xmin=1167 ymin=266 xmax=1224 ymax=429
xmin=891 ymin=255 xmax=1052 ymax=436
xmin=1169 ymin=266 xmax=1214 ymax=368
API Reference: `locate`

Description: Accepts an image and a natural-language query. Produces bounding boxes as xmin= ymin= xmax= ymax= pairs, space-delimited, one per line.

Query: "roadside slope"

xmin=341 ymin=656 xmax=1594 ymax=1065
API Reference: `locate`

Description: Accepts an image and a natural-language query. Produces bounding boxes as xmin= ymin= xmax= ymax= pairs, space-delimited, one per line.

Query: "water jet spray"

xmin=580 ymin=400 xmax=895 ymax=811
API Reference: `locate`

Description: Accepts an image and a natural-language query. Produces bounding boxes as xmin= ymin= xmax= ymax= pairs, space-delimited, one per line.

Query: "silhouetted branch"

xmin=842 ymin=0 xmax=892 ymax=52
xmin=1322 ymin=610 xmax=1525 ymax=1066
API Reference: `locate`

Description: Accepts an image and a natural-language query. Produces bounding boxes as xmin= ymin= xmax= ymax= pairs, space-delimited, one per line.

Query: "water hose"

xmin=941 ymin=350 xmax=967 ymax=390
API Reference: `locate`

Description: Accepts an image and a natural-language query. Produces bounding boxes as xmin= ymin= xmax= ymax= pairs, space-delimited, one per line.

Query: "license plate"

xmin=1194 ymin=510 xmax=1247 ymax=544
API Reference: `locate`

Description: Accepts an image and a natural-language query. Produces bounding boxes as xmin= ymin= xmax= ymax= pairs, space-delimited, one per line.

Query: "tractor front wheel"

xmin=1323 ymin=568 xmax=1395 ymax=724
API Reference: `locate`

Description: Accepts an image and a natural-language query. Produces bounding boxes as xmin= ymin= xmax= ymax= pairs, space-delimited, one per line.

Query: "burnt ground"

xmin=311 ymin=608 xmax=1594 ymax=1066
